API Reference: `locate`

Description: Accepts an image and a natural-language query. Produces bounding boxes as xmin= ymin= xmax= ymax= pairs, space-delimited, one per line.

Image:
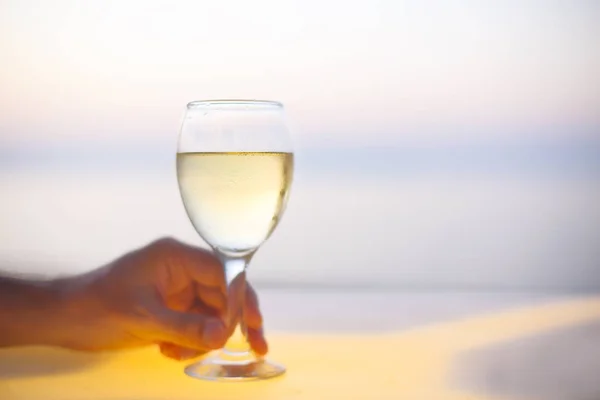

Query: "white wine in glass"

xmin=176 ymin=100 xmax=294 ymax=381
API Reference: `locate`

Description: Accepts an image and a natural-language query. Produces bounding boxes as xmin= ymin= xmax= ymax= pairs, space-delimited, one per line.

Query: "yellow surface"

xmin=1 ymin=296 xmax=600 ymax=400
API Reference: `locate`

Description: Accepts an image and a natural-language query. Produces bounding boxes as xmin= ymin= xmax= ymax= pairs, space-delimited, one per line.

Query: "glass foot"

xmin=184 ymin=355 xmax=286 ymax=382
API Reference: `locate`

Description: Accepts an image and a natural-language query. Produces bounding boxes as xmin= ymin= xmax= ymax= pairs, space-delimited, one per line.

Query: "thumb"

xmin=150 ymin=305 xmax=228 ymax=351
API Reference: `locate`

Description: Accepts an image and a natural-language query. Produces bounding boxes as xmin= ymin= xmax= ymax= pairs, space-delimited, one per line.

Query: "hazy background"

xmin=1 ymin=0 xmax=599 ymax=291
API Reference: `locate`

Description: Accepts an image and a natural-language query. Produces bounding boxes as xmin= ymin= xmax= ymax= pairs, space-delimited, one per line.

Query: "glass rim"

xmin=186 ymin=99 xmax=283 ymax=109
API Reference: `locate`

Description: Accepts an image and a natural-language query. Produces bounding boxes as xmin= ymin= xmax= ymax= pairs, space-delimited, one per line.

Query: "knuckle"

xmin=153 ymin=237 xmax=180 ymax=251
xmin=150 ymin=238 xmax=188 ymax=261
xmin=198 ymin=251 xmax=221 ymax=269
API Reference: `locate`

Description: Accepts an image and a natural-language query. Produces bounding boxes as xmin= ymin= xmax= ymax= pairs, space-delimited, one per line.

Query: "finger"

xmin=243 ymin=284 xmax=263 ymax=330
xmin=195 ymin=285 xmax=227 ymax=315
xmin=150 ymin=304 xmax=228 ymax=351
xmin=153 ymin=238 xmax=226 ymax=293
xmin=190 ymin=297 xmax=224 ymax=327
xmin=247 ymin=327 xmax=268 ymax=356
xmin=177 ymin=242 xmax=226 ymax=293
xmin=243 ymin=285 xmax=268 ymax=355
xmin=159 ymin=342 xmax=206 ymax=361
xmin=163 ymin=284 xmax=195 ymax=312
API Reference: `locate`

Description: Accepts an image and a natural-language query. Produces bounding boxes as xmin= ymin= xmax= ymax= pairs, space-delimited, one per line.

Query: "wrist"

xmin=0 ymin=274 xmax=91 ymax=348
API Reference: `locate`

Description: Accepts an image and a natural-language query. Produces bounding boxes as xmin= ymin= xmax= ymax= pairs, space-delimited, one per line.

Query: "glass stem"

xmin=217 ymin=253 xmax=254 ymax=361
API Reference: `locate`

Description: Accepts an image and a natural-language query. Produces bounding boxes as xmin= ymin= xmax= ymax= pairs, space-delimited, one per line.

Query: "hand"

xmin=60 ymin=237 xmax=267 ymax=360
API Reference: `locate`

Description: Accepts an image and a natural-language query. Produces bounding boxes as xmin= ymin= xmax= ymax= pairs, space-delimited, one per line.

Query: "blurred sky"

xmin=1 ymin=0 xmax=599 ymax=150
xmin=1 ymin=0 xmax=599 ymax=290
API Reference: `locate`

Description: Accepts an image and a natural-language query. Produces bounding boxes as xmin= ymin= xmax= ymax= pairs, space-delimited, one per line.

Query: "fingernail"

xmin=203 ymin=319 xmax=226 ymax=348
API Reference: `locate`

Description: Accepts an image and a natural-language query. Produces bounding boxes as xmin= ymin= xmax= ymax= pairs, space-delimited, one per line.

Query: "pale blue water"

xmin=1 ymin=144 xmax=599 ymax=291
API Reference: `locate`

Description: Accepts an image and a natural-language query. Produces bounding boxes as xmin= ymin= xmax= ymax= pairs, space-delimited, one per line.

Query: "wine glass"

xmin=176 ymin=100 xmax=294 ymax=381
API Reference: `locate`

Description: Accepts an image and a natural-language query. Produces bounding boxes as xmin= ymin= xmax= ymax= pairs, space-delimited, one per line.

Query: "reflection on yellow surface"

xmin=1 ymin=297 xmax=599 ymax=400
